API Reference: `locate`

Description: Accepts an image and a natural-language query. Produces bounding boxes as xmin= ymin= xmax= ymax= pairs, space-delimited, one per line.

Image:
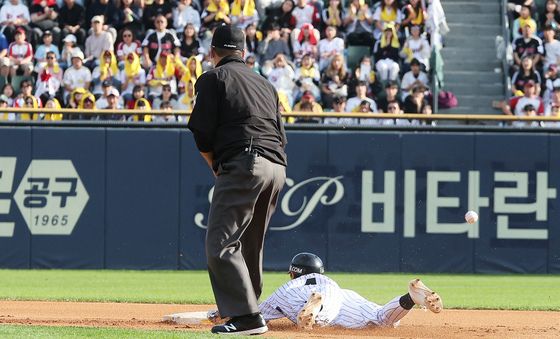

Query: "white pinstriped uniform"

xmin=259 ymin=273 xmax=410 ymax=328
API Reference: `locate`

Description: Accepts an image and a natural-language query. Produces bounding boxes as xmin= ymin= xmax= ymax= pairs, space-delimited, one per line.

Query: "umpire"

xmin=187 ymin=25 xmax=287 ymax=336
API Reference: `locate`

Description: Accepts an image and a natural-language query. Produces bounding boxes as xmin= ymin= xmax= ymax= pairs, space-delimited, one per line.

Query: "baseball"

xmin=465 ymin=211 xmax=478 ymax=224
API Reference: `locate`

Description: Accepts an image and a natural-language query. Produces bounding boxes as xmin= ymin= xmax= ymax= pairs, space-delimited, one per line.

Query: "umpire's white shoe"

xmin=297 ymin=292 xmax=323 ymax=330
xmin=408 ymin=278 xmax=443 ymax=313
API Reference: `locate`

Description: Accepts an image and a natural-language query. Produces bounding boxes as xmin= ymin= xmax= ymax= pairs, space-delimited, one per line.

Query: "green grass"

xmin=0 ymin=270 xmax=558 ymax=311
xmin=0 ymin=325 xmax=217 ymax=338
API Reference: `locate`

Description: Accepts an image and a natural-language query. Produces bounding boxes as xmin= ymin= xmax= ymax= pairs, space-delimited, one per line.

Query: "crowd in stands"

xmin=504 ymin=0 xmax=560 ymax=126
xmin=0 ymin=0 xmax=440 ymax=124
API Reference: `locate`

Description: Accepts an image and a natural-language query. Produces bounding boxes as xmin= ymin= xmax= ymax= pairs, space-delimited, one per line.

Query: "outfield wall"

xmin=0 ymin=126 xmax=559 ymax=273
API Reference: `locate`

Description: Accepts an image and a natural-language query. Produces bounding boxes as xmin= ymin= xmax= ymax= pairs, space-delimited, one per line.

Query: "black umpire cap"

xmin=212 ymin=25 xmax=245 ymax=51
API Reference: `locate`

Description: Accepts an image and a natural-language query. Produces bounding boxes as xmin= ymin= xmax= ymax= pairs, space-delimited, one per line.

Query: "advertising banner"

xmin=0 ymin=127 xmax=558 ymax=273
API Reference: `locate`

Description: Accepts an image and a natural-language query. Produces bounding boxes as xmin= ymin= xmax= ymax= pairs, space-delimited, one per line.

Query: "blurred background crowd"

xmin=0 ymin=0 xmax=444 ymax=122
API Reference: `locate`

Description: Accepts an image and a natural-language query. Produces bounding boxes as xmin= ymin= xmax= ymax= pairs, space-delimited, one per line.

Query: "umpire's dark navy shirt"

xmin=188 ymin=55 xmax=287 ymax=171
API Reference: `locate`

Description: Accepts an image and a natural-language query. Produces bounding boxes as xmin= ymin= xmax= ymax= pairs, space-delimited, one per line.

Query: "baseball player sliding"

xmin=209 ymin=252 xmax=442 ymax=332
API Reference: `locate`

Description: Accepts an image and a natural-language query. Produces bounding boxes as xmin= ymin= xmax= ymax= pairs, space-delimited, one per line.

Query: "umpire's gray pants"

xmin=206 ymin=152 xmax=286 ymax=318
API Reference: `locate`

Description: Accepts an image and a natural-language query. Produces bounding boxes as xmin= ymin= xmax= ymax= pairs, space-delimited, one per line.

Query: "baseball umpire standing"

xmin=187 ymin=25 xmax=287 ymax=336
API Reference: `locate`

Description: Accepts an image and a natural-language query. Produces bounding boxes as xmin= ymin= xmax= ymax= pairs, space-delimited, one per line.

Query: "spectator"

xmin=59 ymin=34 xmax=80 ymax=69
xmin=35 ymin=64 xmax=61 ymax=98
xmin=0 ymin=32 xmax=8 ymax=60
xmin=91 ymin=50 xmax=120 ymax=95
xmin=400 ymin=58 xmax=429 ymax=100
xmin=540 ymin=1 xmax=560 ymax=35
xmin=0 ymin=0 xmax=31 ymax=43
xmin=1 ymin=83 xmax=15 ymax=106
xmin=347 ymin=55 xmax=378 ymax=98
xmin=263 ymin=53 xmax=296 ymax=105
xmin=513 ymin=22 xmax=544 ymax=67
xmin=0 ymin=95 xmax=10 ymax=120
xmin=66 ymin=87 xmax=87 ymax=109
xmin=78 ymin=91 xmax=95 ymax=109
xmin=178 ymin=55 xmax=202 ymax=87
xmin=324 ymin=96 xmax=356 ymax=125
xmin=292 ymin=0 xmax=319 ymax=29
xmin=544 ymin=65 xmax=560 ymax=103
xmin=245 ymin=54 xmax=261 ymax=74
xmin=0 ymin=59 xmax=11 ymax=87
xmin=378 ymin=80 xmax=403 ymax=113
xmin=30 ymin=0 xmax=61 ymax=47
xmin=125 ymin=84 xmax=146 ymax=109
xmin=84 ymin=15 xmax=115 ymax=69
xmin=258 ymin=24 xmax=291 ymax=63
xmin=146 ymin=52 xmax=178 ymax=99
xmin=141 ymin=14 xmax=181 ymax=69
xmin=95 ymin=80 xmax=113 ymax=108
xmin=401 ymin=0 xmax=427 ymax=33
xmin=373 ymin=23 xmax=401 ymax=81
xmin=85 ymin=0 xmax=119 ymax=38
xmin=19 ymin=95 xmax=40 ymax=120
xmin=347 ymin=80 xmax=377 ymax=112
xmin=34 ymin=30 xmax=60 ymax=64
xmin=543 ymin=25 xmax=560 ymax=70
xmin=143 ymin=0 xmax=175 ymax=31
xmin=320 ymin=53 xmax=347 ymax=108
xmin=119 ymin=53 xmax=146 ymax=102
xmin=322 ymin=0 xmax=344 ymax=33
xmin=513 ymin=103 xmax=542 ymax=127
xmin=63 ymin=50 xmax=91 ymax=100
xmin=295 ymin=53 xmax=320 ymax=99
xmin=115 ymin=0 xmax=143 ymax=35
xmin=230 ymin=0 xmax=259 ymax=30
xmin=174 ymin=0 xmax=201 ymax=33
xmin=343 ymin=0 xmax=374 ymax=46
xmin=8 ymin=28 xmax=34 ymax=77
xmin=244 ymin=23 xmax=260 ymax=57
xmin=116 ymin=28 xmax=142 ymax=67
xmin=373 ymin=0 xmax=403 ymax=40
xmin=318 ymin=25 xmax=344 ymax=70
xmin=400 ymin=25 xmax=430 ymax=69
xmin=201 ymin=0 xmax=231 ymax=31
xmin=179 ymin=23 xmax=203 ymax=59
xmin=293 ymin=89 xmax=323 ymax=113
xmin=512 ymin=5 xmax=535 ymax=42
xmin=293 ymin=101 xmax=321 ymax=123
xmin=261 ymin=0 xmax=295 ymax=33
xmin=130 ymin=97 xmax=152 ymax=122
xmin=13 ymin=79 xmax=36 ymax=108
xmin=59 ymin=0 xmax=87 ymax=45
xmin=177 ymin=77 xmax=196 ymax=110
xmin=292 ymin=23 xmax=318 ymax=63
xmin=545 ymin=86 xmax=560 ymax=115
xmin=35 ymin=50 xmax=63 ymax=82
xmin=546 ymin=103 xmax=560 ymax=127
xmin=511 ymin=55 xmax=541 ymax=96
xmin=403 ymin=84 xmax=431 ymax=115
xmin=42 ymin=96 xmax=63 ymax=120
xmin=152 ymin=83 xmax=178 ymax=109
xmin=104 ymin=87 xmax=124 ymax=120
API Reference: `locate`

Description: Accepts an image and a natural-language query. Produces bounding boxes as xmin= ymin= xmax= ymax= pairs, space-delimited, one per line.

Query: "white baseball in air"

xmin=465 ymin=211 xmax=478 ymax=224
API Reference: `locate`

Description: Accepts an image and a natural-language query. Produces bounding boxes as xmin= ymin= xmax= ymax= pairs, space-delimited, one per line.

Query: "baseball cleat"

xmin=297 ymin=292 xmax=323 ymax=330
xmin=408 ymin=278 xmax=443 ymax=313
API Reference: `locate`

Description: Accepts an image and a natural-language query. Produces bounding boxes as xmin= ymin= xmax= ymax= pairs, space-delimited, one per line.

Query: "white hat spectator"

xmin=71 ymin=50 xmax=85 ymax=61
xmin=91 ymin=15 xmax=104 ymax=24
xmin=63 ymin=35 xmax=77 ymax=43
xmin=108 ymin=87 xmax=120 ymax=97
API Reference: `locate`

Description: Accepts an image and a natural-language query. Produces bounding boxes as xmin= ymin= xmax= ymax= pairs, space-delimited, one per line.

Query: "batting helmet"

xmin=289 ymin=252 xmax=324 ymax=278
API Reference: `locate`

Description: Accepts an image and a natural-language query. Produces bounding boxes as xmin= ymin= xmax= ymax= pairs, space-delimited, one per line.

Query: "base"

xmin=162 ymin=311 xmax=212 ymax=325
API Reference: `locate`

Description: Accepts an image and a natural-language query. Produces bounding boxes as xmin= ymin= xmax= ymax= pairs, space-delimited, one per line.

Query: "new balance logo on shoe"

xmin=223 ymin=324 xmax=237 ymax=332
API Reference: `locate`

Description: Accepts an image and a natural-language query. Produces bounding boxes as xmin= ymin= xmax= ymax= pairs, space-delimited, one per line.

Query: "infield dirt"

xmin=0 ymin=301 xmax=558 ymax=338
